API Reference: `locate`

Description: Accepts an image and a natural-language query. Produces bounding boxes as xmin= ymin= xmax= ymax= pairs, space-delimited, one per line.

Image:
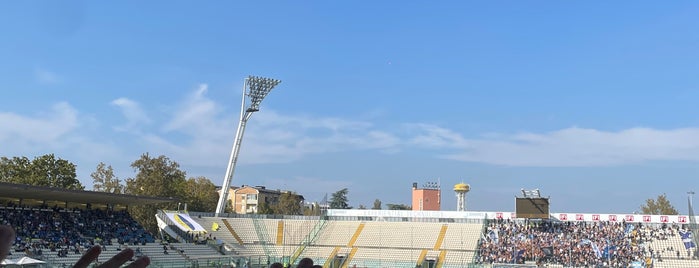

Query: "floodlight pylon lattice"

xmin=521 ymin=188 xmax=541 ymax=198
xmin=215 ymin=76 xmax=281 ymax=216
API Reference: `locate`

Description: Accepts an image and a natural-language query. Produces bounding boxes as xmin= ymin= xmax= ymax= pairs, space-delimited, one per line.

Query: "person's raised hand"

xmin=0 ymin=225 xmax=16 ymax=262
xmin=73 ymin=246 xmax=150 ymax=268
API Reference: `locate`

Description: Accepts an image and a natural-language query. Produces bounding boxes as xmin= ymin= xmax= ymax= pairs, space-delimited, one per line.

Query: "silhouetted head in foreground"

xmin=297 ymin=258 xmax=314 ymax=268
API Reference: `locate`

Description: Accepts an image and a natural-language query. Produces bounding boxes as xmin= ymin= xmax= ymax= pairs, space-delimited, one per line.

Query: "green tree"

xmin=182 ymin=176 xmax=218 ymax=212
xmin=91 ymin=162 xmax=123 ymax=194
xmin=275 ymin=192 xmax=303 ymax=215
xmin=3 ymin=154 xmax=83 ymax=190
xmin=125 ymin=153 xmax=184 ymax=232
xmin=386 ymin=204 xmax=411 ymax=210
xmin=358 ymin=204 xmax=367 ymax=210
xmin=330 ymin=188 xmax=351 ymax=209
xmin=226 ymin=199 xmax=235 ymax=214
xmin=640 ymin=193 xmax=679 ymax=215
xmin=0 ymin=156 xmax=31 ymax=184
xmin=31 ymin=154 xmax=83 ymax=189
xmin=258 ymin=201 xmax=275 ymax=215
xmin=372 ymin=199 xmax=382 ymax=210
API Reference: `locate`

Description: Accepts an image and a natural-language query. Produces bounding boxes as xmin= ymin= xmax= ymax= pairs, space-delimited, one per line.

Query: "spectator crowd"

xmin=0 ymin=202 xmax=154 ymax=260
xmin=477 ymin=219 xmax=660 ymax=267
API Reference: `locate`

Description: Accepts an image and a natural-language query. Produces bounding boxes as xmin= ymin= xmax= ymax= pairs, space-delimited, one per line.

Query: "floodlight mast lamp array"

xmin=215 ymin=76 xmax=281 ymax=216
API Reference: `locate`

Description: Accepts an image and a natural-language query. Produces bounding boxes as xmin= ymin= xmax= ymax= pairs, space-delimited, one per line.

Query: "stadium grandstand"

xmin=159 ymin=190 xmax=699 ymax=268
xmin=0 ymin=182 xmax=235 ymax=268
xmin=174 ymin=210 xmax=698 ymax=268
xmin=3 ymin=181 xmax=699 ymax=268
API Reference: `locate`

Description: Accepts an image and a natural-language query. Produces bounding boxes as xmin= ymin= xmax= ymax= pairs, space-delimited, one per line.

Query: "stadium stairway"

xmin=347 ymin=222 xmax=365 ymax=247
xmin=276 ymin=220 xmax=284 ymax=245
xmin=334 ymin=222 xmax=365 ymax=267
xmin=341 ymin=247 xmax=358 ymax=268
xmin=221 ymin=219 xmax=244 ymax=245
xmin=435 ymin=250 xmax=447 ymax=268
xmin=434 ymin=224 xmax=448 ymax=250
xmin=322 ymin=247 xmax=341 ymax=268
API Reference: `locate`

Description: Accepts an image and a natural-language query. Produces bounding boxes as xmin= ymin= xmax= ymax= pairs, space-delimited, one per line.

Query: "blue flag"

xmin=512 ymin=249 xmax=525 ymax=263
xmin=581 ymin=239 xmax=602 ymax=258
xmin=630 ymin=261 xmax=644 ymax=268
xmin=680 ymin=230 xmax=696 ymax=249
xmin=602 ymin=245 xmax=616 ymax=259
xmin=488 ymin=229 xmax=499 ymax=244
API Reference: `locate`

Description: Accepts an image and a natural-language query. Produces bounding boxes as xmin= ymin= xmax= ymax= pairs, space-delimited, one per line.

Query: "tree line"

xmin=0 ymin=154 xmax=83 ymax=190
xmin=0 ymin=153 xmax=219 ymax=232
xmin=1 ymin=153 xmax=337 ymax=231
xmin=328 ymin=188 xmax=411 ymax=210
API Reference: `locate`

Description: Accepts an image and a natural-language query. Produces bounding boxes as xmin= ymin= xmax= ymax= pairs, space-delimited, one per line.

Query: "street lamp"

xmin=215 ymin=76 xmax=281 ymax=216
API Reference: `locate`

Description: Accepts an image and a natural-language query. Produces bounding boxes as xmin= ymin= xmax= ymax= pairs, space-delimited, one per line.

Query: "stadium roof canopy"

xmin=0 ymin=182 xmax=176 ymax=206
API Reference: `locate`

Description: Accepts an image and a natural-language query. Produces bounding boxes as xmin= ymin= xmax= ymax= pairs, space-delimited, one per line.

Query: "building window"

xmin=419 ymin=199 xmax=423 ymax=210
xmin=246 ymin=194 xmax=258 ymax=201
xmin=246 ymin=204 xmax=257 ymax=213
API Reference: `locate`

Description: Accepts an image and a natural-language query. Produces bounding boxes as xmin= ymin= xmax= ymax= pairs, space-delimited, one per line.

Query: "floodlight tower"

xmin=215 ymin=76 xmax=281 ymax=216
xmin=689 ymin=191 xmax=695 ymax=209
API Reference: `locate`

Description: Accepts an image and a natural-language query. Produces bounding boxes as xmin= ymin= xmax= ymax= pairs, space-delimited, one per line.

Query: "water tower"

xmin=454 ymin=183 xmax=470 ymax=211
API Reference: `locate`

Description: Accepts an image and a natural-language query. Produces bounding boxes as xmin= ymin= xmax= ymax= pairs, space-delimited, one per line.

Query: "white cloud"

xmin=10 ymin=83 xmax=699 ymax=191
xmin=122 ymin=85 xmax=699 ymax=169
xmin=164 ymin=84 xmax=218 ymax=132
xmin=409 ymin=124 xmax=699 ymax=166
xmin=110 ymin=97 xmax=150 ymax=131
xmin=0 ymin=102 xmax=78 ymax=146
xmin=148 ymin=85 xmax=401 ymax=168
xmin=34 ymin=68 xmax=61 ymax=84
xmin=0 ymin=103 xmax=121 ymax=187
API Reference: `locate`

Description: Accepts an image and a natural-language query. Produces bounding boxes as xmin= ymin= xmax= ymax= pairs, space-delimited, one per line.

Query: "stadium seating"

xmin=193 ymin=215 xmax=484 ymax=267
xmin=188 ymin=212 xmax=699 ymax=268
xmin=475 ymin=219 xmax=699 ymax=268
xmin=441 ymin=222 xmax=484 ymax=251
xmin=0 ymin=205 xmax=227 ymax=267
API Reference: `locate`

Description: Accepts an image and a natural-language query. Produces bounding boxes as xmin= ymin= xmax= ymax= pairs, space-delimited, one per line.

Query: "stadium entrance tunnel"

xmin=422 ymin=257 xmax=437 ymax=268
xmin=329 ymin=254 xmax=347 ymax=268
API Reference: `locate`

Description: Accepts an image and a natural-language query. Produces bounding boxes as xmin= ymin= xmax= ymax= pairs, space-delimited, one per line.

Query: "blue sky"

xmin=2 ymin=1 xmax=699 ymax=214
